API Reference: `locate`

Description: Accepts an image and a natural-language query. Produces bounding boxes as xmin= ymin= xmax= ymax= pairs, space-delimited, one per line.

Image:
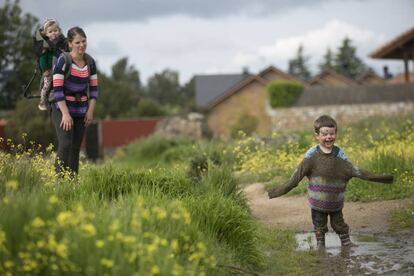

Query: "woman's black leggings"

xmin=51 ymin=105 xmax=85 ymax=174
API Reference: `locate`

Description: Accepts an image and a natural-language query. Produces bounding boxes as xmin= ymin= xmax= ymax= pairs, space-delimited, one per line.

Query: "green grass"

xmin=390 ymin=204 xmax=414 ymax=229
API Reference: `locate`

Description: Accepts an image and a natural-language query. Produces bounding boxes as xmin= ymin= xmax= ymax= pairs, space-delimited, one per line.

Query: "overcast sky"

xmin=10 ymin=0 xmax=414 ymax=84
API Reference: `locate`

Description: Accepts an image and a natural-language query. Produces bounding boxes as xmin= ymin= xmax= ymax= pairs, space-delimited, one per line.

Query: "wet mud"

xmin=296 ymin=232 xmax=414 ymax=275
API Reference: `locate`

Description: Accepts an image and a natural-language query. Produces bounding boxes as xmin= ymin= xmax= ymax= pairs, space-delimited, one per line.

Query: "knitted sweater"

xmin=268 ymin=145 xmax=393 ymax=212
xmin=52 ymin=54 xmax=98 ymax=117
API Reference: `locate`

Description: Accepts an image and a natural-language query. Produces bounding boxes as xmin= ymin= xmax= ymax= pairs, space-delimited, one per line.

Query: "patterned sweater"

xmin=52 ymin=54 xmax=98 ymax=117
xmin=268 ymin=145 xmax=393 ymax=212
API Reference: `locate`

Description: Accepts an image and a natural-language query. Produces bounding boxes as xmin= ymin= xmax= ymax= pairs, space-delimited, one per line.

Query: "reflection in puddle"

xmin=296 ymin=232 xmax=414 ymax=275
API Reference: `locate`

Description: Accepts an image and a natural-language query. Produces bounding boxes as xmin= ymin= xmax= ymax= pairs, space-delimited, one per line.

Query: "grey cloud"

xmin=18 ymin=0 xmax=338 ymax=26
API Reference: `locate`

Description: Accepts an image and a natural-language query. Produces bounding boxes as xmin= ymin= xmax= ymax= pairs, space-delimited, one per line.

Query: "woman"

xmin=52 ymin=26 xmax=98 ymax=175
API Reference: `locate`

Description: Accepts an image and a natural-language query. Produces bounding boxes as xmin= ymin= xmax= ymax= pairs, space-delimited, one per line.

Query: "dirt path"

xmin=244 ymin=183 xmax=414 ymax=274
xmin=243 ymin=183 xmax=414 ymax=233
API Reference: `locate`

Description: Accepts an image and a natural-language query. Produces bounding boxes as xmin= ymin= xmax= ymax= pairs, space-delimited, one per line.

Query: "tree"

xmin=179 ymin=77 xmax=197 ymax=112
xmin=318 ymin=48 xmax=334 ymax=73
xmin=146 ymin=69 xmax=181 ymax=106
xmin=0 ymin=0 xmax=38 ymax=109
xmin=288 ymin=44 xmax=311 ymax=81
xmin=93 ymin=57 xmax=142 ymax=119
xmin=334 ymin=37 xmax=368 ymax=80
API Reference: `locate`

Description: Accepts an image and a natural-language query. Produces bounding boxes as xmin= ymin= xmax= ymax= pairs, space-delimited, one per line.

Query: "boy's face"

xmin=315 ymin=127 xmax=336 ymax=150
xmin=45 ymin=25 xmax=60 ymax=40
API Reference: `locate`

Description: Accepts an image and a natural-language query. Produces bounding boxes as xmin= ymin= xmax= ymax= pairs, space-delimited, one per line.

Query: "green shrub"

xmin=5 ymin=99 xmax=56 ymax=147
xmin=230 ymin=113 xmax=258 ymax=138
xmin=267 ymin=80 xmax=304 ymax=108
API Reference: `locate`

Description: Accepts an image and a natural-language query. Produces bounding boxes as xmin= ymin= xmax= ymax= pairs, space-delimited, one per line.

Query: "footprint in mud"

xmin=296 ymin=232 xmax=414 ymax=275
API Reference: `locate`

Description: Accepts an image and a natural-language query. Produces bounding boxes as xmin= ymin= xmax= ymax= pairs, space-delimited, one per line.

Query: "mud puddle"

xmin=296 ymin=232 xmax=414 ymax=275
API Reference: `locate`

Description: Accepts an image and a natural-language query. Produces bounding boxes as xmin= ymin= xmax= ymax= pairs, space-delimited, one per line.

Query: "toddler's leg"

xmin=330 ymin=210 xmax=352 ymax=247
xmin=311 ymin=209 xmax=328 ymax=249
xmin=39 ymin=74 xmax=52 ymax=110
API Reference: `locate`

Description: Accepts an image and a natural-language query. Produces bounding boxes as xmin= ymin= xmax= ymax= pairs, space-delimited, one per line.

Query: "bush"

xmin=230 ymin=113 xmax=258 ymax=138
xmin=5 ymin=99 xmax=55 ymax=147
xmin=267 ymin=80 xmax=304 ymax=108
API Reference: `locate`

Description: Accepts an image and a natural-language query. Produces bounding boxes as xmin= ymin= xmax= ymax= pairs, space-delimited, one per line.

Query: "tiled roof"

xmin=370 ymin=26 xmax=414 ymax=59
xmin=194 ymin=73 xmax=250 ymax=108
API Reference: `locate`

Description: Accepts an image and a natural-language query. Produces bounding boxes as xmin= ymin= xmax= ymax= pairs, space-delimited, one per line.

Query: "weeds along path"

xmin=243 ymin=183 xmax=414 ymax=233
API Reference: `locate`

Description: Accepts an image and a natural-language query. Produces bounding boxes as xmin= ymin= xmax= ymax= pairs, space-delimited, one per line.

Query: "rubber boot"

xmin=315 ymin=229 xmax=325 ymax=249
xmin=339 ymin=233 xmax=352 ymax=247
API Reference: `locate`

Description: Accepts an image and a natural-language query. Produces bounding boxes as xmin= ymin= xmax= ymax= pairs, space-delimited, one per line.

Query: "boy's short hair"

xmin=314 ymin=115 xmax=337 ymax=134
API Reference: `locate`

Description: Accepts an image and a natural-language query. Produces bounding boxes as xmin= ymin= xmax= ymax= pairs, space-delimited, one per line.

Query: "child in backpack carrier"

xmin=37 ymin=19 xmax=67 ymax=110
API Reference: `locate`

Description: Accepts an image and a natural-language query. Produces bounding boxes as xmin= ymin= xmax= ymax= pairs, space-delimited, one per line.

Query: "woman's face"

xmin=69 ymin=34 xmax=87 ymax=56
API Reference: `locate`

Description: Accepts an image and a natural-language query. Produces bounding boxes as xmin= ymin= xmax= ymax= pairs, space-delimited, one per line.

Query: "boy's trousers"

xmin=311 ymin=208 xmax=349 ymax=234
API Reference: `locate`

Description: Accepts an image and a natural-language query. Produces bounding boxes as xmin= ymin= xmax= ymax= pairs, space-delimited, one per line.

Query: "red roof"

xmin=387 ymin=72 xmax=414 ymax=84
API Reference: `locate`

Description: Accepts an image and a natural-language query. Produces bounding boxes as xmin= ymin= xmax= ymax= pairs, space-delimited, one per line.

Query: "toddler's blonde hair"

xmin=42 ymin=18 xmax=61 ymax=35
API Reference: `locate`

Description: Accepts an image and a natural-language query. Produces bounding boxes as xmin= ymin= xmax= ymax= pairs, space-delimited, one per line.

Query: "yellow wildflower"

xmin=4 ymin=260 xmax=14 ymax=268
xmin=5 ymin=180 xmax=18 ymax=190
xmin=109 ymin=220 xmax=119 ymax=233
xmin=81 ymin=223 xmax=97 ymax=236
xmin=171 ymin=239 xmax=179 ymax=250
xmin=100 ymin=258 xmax=114 ymax=268
xmin=57 ymin=211 xmax=75 ymax=226
xmin=55 ymin=242 xmax=68 ymax=258
xmin=48 ymin=195 xmax=59 ymax=204
xmin=95 ymin=240 xmax=105 ymax=248
xmin=151 ymin=265 xmax=160 ymax=275
xmin=31 ymin=217 xmax=46 ymax=228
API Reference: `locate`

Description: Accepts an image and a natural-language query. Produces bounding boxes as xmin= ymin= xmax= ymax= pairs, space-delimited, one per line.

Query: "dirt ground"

xmin=243 ymin=183 xmax=414 ymax=233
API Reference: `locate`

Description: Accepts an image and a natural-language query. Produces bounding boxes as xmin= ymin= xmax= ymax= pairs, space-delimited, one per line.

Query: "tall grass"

xmin=0 ymin=142 xmax=265 ymax=275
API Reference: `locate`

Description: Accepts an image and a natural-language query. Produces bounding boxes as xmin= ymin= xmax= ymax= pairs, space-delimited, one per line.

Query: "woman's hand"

xmin=60 ymin=112 xmax=73 ymax=131
xmin=84 ymin=109 xmax=93 ymax=127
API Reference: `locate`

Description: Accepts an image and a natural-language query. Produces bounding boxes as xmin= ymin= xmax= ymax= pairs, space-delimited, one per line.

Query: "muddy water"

xmin=296 ymin=232 xmax=414 ymax=275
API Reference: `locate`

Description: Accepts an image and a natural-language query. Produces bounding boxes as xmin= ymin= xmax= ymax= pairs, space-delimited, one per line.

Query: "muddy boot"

xmin=315 ymin=230 xmax=325 ymax=249
xmin=339 ymin=233 xmax=353 ymax=247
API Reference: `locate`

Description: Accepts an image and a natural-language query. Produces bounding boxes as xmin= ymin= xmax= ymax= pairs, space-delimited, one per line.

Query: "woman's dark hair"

xmin=67 ymin=26 xmax=87 ymax=42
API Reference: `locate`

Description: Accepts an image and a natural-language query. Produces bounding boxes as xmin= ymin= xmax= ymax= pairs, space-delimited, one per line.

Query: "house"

xmin=370 ymin=26 xmax=414 ymax=83
xmin=357 ymin=70 xmax=385 ymax=85
xmin=308 ymin=69 xmax=358 ymax=87
xmin=387 ymin=72 xmax=414 ymax=85
xmin=194 ymin=72 xmax=251 ymax=109
xmin=204 ymin=66 xmax=304 ymax=137
xmin=196 ymin=64 xmax=406 ymax=138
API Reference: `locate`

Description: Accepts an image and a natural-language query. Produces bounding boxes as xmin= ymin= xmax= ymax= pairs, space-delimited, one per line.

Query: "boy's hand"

xmin=268 ymin=187 xmax=284 ymax=199
xmin=382 ymin=175 xmax=394 ymax=184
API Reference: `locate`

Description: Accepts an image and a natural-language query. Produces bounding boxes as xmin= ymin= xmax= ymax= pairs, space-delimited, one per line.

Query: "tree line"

xmin=288 ymin=39 xmax=372 ymax=82
xmin=0 ymin=0 xmax=196 ymax=116
xmin=1 ymin=0 xmax=376 ymax=145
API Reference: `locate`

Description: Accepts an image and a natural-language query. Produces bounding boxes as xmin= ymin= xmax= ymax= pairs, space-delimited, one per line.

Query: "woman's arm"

xmin=53 ymin=55 xmax=73 ymax=131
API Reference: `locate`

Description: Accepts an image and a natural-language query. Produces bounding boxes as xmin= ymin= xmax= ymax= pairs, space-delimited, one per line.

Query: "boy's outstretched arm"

xmin=352 ymin=166 xmax=394 ymax=183
xmin=268 ymin=159 xmax=310 ymax=199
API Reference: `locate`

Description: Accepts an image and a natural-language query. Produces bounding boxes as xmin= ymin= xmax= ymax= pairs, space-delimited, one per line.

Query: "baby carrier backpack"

xmin=22 ymin=26 xmax=67 ymax=99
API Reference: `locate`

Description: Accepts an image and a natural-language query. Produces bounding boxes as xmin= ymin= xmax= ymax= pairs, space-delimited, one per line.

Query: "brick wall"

xmin=268 ymin=101 xmax=414 ymax=132
xmin=207 ymin=80 xmax=271 ymax=137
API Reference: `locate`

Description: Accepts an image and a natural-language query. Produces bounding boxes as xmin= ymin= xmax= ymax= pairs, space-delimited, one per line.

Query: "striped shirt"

xmin=268 ymin=145 xmax=393 ymax=212
xmin=52 ymin=54 xmax=98 ymax=117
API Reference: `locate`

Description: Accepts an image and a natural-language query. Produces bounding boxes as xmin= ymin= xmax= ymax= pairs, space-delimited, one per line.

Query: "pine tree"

xmin=334 ymin=37 xmax=368 ymax=80
xmin=288 ymin=45 xmax=311 ymax=81
xmin=318 ymin=48 xmax=334 ymax=73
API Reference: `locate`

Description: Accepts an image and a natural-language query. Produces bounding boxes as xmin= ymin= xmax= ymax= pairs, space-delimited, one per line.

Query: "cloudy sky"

xmin=12 ymin=0 xmax=414 ymax=84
